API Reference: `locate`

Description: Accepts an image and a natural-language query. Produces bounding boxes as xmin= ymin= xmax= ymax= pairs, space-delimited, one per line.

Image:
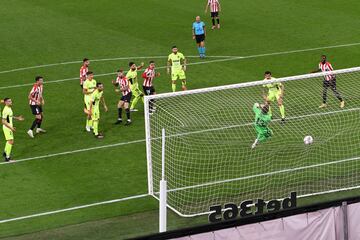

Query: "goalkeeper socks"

xmin=89 ymin=120 xmax=93 ymax=128
xmin=93 ymin=121 xmax=99 ymax=135
xmin=5 ymin=142 xmax=12 ymax=158
xmin=126 ymin=108 xmax=131 ymax=120
xmin=172 ymin=83 xmax=176 ymax=92
xmin=118 ymin=108 xmax=122 ymax=119
xmin=212 ymin=19 xmax=215 ymax=26
xmin=86 ymin=119 xmax=90 ymax=128
xmin=30 ymin=119 xmax=37 ymax=130
xmin=279 ymin=105 xmax=285 ymax=119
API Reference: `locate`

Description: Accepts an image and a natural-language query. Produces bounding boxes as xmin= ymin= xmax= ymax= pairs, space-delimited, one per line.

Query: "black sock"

xmin=30 ymin=120 xmax=37 ymax=130
xmin=36 ymin=119 xmax=42 ymax=128
xmin=126 ymin=108 xmax=130 ymax=120
xmin=217 ymin=18 xmax=220 ymax=24
xmin=212 ymin=19 xmax=215 ymax=26
xmin=118 ymin=108 xmax=122 ymax=119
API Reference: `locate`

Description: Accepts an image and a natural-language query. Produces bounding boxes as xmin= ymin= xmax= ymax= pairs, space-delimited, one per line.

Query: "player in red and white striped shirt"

xmin=27 ymin=76 xmax=46 ymax=138
xmin=142 ymin=61 xmax=160 ymax=113
xmin=112 ymin=70 xmax=132 ymax=125
xmin=312 ymin=55 xmax=344 ymax=108
xmin=205 ymin=0 xmax=221 ymax=29
xmin=80 ymin=58 xmax=90 ymax=88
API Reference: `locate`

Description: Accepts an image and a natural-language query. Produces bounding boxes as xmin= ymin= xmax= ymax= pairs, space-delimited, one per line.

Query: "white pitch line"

xmin=1 ymin=41 xmax=360 ymax=90
xmin=0 ymin=55 xmax=232 ymax=75
xmin=0 ymin=139 xmax=145 ymax=165
xmin=0 ymin=193 xmax=149 ymax=224
xmin=1 ymin=107 xmax=358 ymax=166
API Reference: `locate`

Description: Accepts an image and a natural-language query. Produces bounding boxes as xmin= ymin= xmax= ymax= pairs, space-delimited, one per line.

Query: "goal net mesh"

xmin=145 ymin=67 xmax=360 ymax=217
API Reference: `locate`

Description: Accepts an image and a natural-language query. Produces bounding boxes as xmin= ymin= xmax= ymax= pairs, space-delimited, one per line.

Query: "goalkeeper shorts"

xmin=3 ymin=127 xmax=14 ymax=141
xmin=171 ymin=70 xmax=186 ymax=81
xmin=267 ymin=91 xmax=281 ymax=102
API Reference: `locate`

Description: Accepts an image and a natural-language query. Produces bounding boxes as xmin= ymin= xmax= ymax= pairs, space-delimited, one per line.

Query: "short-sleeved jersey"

xmin=91 ymin=89 xmax=103 ymax=111
xmin=208 ymin=0 xmax=220 ymax=12
xmin=126 ymin=69 xmax=138 ymax=85
xmin=168 ymin=52 xmax=185 ymax=71
xmin=319 ymin=61 xmax=335 ymax=81
xmin=253 ymin=104 xmax=271 ymax=128
xmin=80 ymin=65 xmax=88 ymax=84
xmin=29 ymin=84 xmax=43 ymax=105
xmin=116 ymin=76 xmax=131 ymax=96
xmin=263 ymin=78 xmax=282 ymax=93
xmin=142 ymin=67 xmax=156 ymax=87
xmin=83 ymin=79 xmax=97 ymax=101
xmin=192 ymin=21 xmax=205 ymax=35
xmin=2 ymin=106 xmax=13 ymax=127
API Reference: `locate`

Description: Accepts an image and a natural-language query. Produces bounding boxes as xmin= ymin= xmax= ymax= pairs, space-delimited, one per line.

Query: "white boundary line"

xmin=0 ymin=55 xmax=234 ymax=75
xmin=0 ymin=193 xmax=149 ymax=224
xmin=0 ymin=139 xmax=145 ymax=165
xmin=1 ymin=41 xmax=360 ymax=90
xmin=1 ymin=107 xmax=358 ymax=166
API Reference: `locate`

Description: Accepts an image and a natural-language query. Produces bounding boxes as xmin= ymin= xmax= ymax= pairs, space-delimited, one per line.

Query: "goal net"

xmin=144 ymin=66 xmax=360 ymax=217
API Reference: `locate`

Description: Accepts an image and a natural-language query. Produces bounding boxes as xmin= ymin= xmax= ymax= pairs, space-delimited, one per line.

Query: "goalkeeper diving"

xmin=252 ymin=102 xmax=272 ymax=149
xmin=263 ymin=71 xmax=285 ymax=123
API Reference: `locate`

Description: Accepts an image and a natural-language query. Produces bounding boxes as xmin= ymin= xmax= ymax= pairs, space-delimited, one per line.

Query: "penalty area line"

xmin=0 ymin=193 xmax=149 ymax=224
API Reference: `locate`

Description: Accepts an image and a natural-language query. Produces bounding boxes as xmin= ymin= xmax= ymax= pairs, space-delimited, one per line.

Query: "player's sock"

xmin=279 ymin=105 xmax=285 ymax=119
xmin=118 ymin=108 xmax=122 ymax=119
xmin=89 ymin=120 xmax=93 ymax=128
xmin=36 ymin=119 xmax=42 ymax=128
xmin=5 ymin=142 xmax=12 ymax=158
xmin=217 ymin=19 xmax=220 ymax=24
xmin=172 ymin=83 xmax=176 ymax=92
xmin=126 ymin=108 xmax=131 ymax=120
xmin=202 ymin=47 xmax=206 ymax=56
xmin=131 ymin=96 xmax=139 ymax=109
xmin=212 ymin=19 xmax=215 ymax=26
xmin=93 ymin=121 xmax=99 ymax=136
xmin=30 ymin=119 xmax=37 ymax=130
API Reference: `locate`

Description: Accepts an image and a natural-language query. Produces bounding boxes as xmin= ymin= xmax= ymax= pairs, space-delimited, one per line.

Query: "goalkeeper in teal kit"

xmin=251 ymin=103 xmax=272 ymax=149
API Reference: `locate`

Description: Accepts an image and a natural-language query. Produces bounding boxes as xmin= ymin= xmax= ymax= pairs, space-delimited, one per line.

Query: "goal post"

xmin=145 ymin=66 xmax=360 ymax=217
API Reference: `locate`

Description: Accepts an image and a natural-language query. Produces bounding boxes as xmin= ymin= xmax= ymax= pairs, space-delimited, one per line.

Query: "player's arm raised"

xmin=137 ymin=62 xmax=144 ymax=70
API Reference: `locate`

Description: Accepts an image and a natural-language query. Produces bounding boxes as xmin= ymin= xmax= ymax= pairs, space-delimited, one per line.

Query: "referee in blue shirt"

xmin=192 ymin=16 xmax=206 ymax=58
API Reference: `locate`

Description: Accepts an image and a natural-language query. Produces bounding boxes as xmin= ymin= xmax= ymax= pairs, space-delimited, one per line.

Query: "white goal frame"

xmin=144 ymin=66 xmax=360 ymax=217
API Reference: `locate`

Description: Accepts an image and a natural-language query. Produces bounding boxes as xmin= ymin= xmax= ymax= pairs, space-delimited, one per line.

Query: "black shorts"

xmin=143 ymin=86 xmax=155 ymax=96
xmin=211 ymin=12 xmax=219 ymax=18
xmin=195 ymin=34 xmax=205 ymax=44
xmin=121 ymin=92 xmax=132 ymax=103
xmin=30 ymin=105 xmax=43 ymax=115
xmin=323 ymin=78 xmax=337 ymax=88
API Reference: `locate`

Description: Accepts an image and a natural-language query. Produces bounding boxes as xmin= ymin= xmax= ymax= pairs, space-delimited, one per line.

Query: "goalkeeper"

xmin=126 ymin=62 xmax=144 ymax=112
xmin=262 ymin=71 xmax=285 ymax=123
xmin=252 ymin=103 xmax=272 ymax=149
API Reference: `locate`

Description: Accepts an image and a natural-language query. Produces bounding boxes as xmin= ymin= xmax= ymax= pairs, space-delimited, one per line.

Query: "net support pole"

xmin=159 ymin=128 xmax=167 ymax=232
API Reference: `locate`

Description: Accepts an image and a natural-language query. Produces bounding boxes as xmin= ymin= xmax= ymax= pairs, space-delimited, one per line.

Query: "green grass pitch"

xmin=1 ymin=0 xmax=360 ymax=239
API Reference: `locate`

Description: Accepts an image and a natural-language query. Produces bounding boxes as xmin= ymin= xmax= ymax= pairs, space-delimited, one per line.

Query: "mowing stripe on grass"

xmin=1 ymin=107 xmax=359 ymax=166
xmin=1 ymin=41 xmax=360 ymax=89
xmin=0 ymin=193 xmax=149 ymax=224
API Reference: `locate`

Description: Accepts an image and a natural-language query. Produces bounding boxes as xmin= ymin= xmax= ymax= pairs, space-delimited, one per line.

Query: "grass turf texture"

xmin=0 ymin=0 xmax=360 ymax=239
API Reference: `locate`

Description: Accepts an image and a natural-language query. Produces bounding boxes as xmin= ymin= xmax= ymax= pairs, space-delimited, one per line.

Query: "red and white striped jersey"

xmin=116 ymin=76 xmax=131 ymax=96
xmin=142 ymin=67 xmax=156 ymax=87
xmin=29 ymin=84 xmax=43 ymax=105
xmin=208 ymin=0 xmax=220 ymax=12
xmin=80 ymin=65 xmax=88 ymax=85
xmin=319 ymin=61 xmax=335 ymax=81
